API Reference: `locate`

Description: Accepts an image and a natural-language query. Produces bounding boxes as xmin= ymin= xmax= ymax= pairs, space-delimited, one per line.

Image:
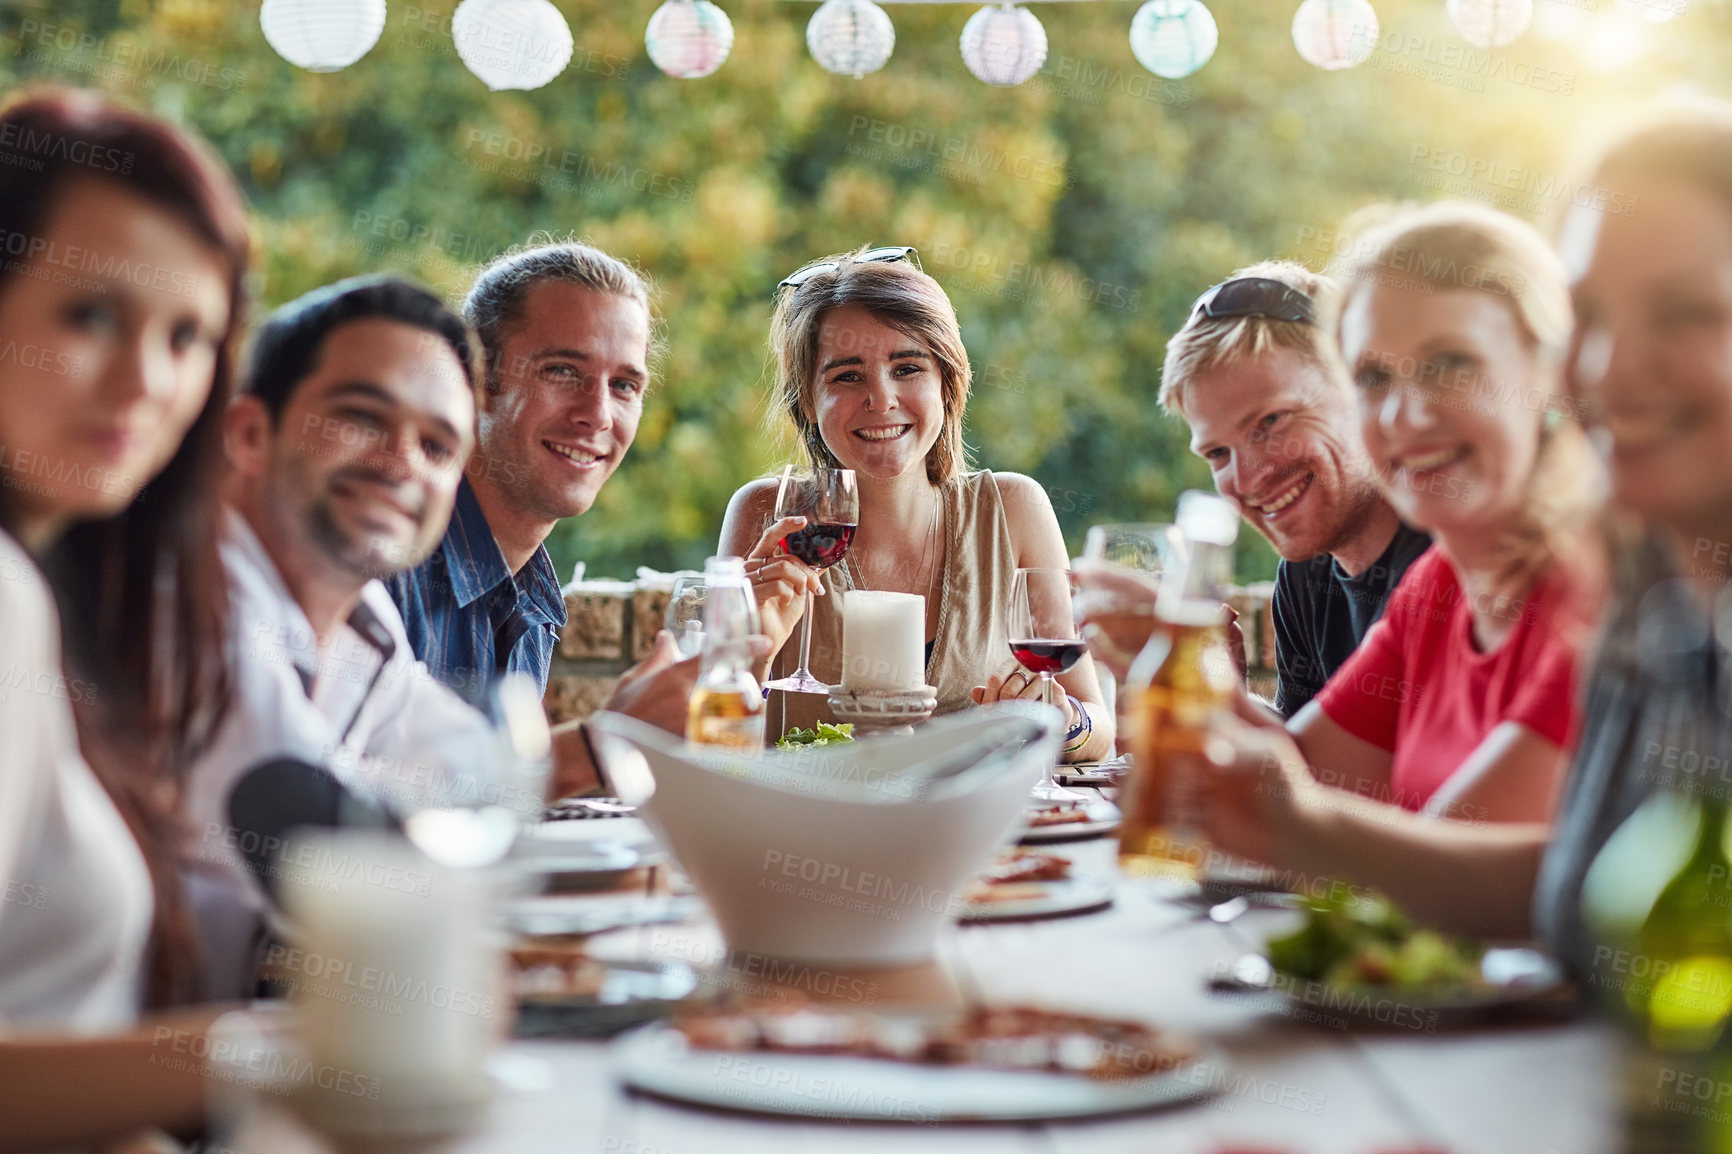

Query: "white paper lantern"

xmin=1446 ymin=0 xmax=1533 ymax=46
xmin=1614 ymin=0 xmax=1687 ymax=24
xmin=960 ymin=4 xmax=1048 ymax=87
xmin=260 ymin=0 xmax=386 ymax=73
xmin=646 ymin=0 xmax=735 ymax=79
xmin=1129 ymin=0 xmax=1218 ymax=79
xmin=1291 ymin=0 xmax=1380 ymax=70
xmin=808 ymin=0 xmax=896 ymax=78
xmin=452 ymin=0 xmax=574 ymax=91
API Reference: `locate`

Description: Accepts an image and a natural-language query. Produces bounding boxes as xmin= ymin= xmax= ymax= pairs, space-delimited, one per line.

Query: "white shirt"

xmin=0 ymin=529 xmax=152 ymax=1033
xmin=183 ymin=511 xmax=495 ymax=995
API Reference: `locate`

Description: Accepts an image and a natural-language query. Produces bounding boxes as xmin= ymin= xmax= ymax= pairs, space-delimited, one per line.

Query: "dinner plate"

xmin=513 ymin=818 xmax=665 ymax=889
xmin=515 ymin=958 xmax=700 ymax=1039
xmin=523 ymin=815 xmax=662 ymax=855
xmin=612 ymin=1022 xmax=1227 ymax=1122
xmin=1017 ymin=796 xmax=1122 ymax=844
xmin=1210 ymin=948 xmax=1575 ymax=1030
xmin=962 ymin=876 xmax=1116 ymax=922
xmin=506 ymin=894 xmax=701 ymax=937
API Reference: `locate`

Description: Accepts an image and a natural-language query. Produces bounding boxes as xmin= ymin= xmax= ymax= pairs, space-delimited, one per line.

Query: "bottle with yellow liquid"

xmin=685 ymin=556 xmax=767 ymax=751
xmin=1118 ymin=491 xmax=1240 ymax=882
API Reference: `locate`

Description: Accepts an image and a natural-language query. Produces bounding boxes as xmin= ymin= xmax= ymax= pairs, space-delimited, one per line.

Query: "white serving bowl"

xmin=586 ymin=705 xmax=1060 ymax=967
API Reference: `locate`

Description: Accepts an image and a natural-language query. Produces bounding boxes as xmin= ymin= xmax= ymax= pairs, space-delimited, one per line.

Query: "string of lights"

xmin=256 ymin=0 xmax=1689 ymax=89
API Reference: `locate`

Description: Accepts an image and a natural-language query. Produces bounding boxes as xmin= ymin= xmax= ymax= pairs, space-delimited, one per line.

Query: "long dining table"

xmin=227 ymin=799 xmax=1622 ymax=1154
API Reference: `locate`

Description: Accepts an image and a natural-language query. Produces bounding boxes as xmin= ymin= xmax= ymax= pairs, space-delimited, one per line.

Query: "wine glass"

xmin=1075 ymin=523 xmax=1182 ymax=684
xmin=763 ymin=465 xmax=859 ymax=694
xmin=664 ymin=575 xmax=707 ymax=658
xmin=401 ymin=673 xmax=551 ymax=869
xmin=1006 ymin=567 xmax=1088 ymax=801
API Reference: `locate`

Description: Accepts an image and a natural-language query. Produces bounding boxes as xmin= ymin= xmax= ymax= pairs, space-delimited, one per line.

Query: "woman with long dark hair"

xmin=0 ymin=86 xmax=248 ymax=1146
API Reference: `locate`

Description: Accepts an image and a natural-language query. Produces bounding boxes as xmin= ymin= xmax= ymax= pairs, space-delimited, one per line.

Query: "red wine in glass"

xmin=1007 ymin=567 xmax=1089 ymax=801
xmin=764 ymin=466 xmax=860 ymax=695
xmin=779 ymin=523 xmax=856 ymax=571
xmin=1009 ymin=639 xmax=1086 ymax=676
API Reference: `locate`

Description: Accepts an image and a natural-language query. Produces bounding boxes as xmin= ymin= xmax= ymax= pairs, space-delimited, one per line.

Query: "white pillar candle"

xmin=841 ymin=590 xmax=926 ymax=692
xmin=281 ymin=831 xmax=501 ymax=1123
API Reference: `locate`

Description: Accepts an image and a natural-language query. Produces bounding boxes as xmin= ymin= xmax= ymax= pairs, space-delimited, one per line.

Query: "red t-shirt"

xmin=1312 ymin=546 xmax=1585 ymax=811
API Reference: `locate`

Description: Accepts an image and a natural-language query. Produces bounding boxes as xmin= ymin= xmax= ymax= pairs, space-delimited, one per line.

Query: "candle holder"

xmin=826 ymin=684 xmax=939 ymax=737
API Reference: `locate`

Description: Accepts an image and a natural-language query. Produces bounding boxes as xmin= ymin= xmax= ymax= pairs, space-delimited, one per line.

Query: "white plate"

xmin=525 ymin=815 xmax=661 ymax=854
xmin=612 ymin=1023 xmax=1226 ymax=1122
xmin=1018 ymin=797 xmax=1122 ymax=843
xmin=506 ymin=894 xmax=700 ymax=937
xmin=516 ymin=959 xmax=700 ymax=1039
xmin=962 ymin=876 xmax=1116 ymax=922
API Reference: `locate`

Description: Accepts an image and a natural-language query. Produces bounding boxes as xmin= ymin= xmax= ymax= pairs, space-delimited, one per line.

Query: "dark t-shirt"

xmin=1270 ymin=522 xmax=1432 ymax=718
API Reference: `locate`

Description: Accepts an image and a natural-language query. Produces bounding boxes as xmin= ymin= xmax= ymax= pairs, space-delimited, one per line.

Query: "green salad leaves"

xmin=774 ymin=722 xmax=855 ymax=749
xmin=1266 ymin=889 xmax=1484 ymax=991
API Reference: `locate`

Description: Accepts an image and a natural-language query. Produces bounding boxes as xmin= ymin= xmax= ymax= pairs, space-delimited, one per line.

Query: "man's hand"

xmin=1190 ymin=689 xmax=1313 ymax=869
xmin=1223 ymin=603 xmax=1248 ymax=682
xmin=547 ymin=629 xmax=770 ymax=799
xmin=607 ymin=627 xmax=702 ymax=734
xmin=1071 ymin=558 xmax=1161 ymax=684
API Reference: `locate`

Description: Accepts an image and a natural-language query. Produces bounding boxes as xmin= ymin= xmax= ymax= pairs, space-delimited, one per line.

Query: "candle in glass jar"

xmin=841 ymin=590 xmax=926 ymax=692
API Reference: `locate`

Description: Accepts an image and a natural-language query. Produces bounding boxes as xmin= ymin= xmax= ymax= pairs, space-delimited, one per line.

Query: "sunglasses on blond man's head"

xmin=776 ymin=245 xmax=921 ymax=294
xmin=1189 ymin=276 xmax=1317 ymax=325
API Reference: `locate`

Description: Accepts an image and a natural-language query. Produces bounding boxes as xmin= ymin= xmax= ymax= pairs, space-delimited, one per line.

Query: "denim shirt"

xmin=383 ymin=478 xmax=567 ymax=706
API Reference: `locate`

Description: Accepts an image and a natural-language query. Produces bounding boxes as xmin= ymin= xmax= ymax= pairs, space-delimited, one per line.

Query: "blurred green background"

xmin=2 ymin=0 xmax=1724 ymax=581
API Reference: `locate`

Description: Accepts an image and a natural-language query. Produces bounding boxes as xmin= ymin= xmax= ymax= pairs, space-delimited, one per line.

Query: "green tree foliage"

xmin=4 ymin=0 xmax=1726 ymax=580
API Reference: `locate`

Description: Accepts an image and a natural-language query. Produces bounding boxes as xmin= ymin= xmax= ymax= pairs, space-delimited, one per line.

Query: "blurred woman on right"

xmin=1532 ymin=105 xmax=1732 ymax=970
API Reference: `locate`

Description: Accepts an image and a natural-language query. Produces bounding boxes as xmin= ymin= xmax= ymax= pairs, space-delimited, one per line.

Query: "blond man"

xmin=1162 ymin=261 xmax=1429 ymax=717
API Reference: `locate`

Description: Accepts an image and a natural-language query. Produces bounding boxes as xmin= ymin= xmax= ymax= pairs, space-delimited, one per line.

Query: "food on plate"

xmin=775 ymin=722 xmax=855 ymax=749
xmin=672 ymin=998 xmax=1196 ymax=1080
xmin=966 ymin=847 xmax=1073 ymax=904
xmin=1265 ymin=889 xmax=1485 ymax=992
xmin=1027 ymin=800 xmax=1092 ymax=828
xmin=509 ymin=940 xmax=609 ymax=1001
xmin=983 ymin=846 xmax=1072 ymax=884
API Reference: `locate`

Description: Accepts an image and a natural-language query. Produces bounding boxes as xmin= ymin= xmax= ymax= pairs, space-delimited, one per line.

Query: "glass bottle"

xmin=1582 ymin=788 xmax=1732 ymax=1153
xmin=1117 ymin=491 xmax=1240 ymax=881
xmin=685 ymin=556 xmax=767 ymax=751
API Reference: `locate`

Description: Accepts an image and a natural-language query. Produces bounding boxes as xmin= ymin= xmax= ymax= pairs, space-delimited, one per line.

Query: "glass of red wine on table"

xmin=763 ymin=465 xmax=859 ymax=694
xmin=1007 ymin=566 xmax=1090 ymax=802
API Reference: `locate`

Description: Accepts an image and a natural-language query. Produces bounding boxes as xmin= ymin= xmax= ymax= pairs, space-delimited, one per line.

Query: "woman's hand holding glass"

xmin=744 ymin=514 xmax=827 ymax=659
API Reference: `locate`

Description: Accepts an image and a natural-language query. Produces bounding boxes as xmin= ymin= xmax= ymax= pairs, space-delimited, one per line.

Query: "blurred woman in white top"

xmin=0 ymin=87 xmax=250 ymax=1147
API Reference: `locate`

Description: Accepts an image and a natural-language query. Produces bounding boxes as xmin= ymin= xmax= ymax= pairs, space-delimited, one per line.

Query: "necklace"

xmin=850 ymin=487 xmax=942 ymax=598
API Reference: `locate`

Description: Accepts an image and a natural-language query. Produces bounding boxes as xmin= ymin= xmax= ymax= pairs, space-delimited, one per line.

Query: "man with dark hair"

xmin=183 ymin=274 xmax=496 ymax=997
xmin=386 ymin=241 xmax=657 ymax=704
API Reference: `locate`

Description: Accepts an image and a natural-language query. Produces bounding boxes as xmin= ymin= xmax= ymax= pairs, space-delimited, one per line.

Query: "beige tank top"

xmin=766 ymin=470 xmax=1017 ymax=739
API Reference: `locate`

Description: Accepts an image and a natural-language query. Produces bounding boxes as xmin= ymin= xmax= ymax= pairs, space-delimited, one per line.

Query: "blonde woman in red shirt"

xmin=1193 ymin=202 xmax=1605 ymax=875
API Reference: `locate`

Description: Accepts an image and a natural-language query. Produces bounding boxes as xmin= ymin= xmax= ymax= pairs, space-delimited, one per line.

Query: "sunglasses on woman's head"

xmin=1189 ymin=277 xmax=1317 ymax=325
xmin=776 ymin=245 xmax=921 ymax=294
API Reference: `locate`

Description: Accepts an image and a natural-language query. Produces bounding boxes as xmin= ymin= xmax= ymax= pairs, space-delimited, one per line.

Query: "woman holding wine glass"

xmin=718 ymin=246 xmax=1113 ymax=761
